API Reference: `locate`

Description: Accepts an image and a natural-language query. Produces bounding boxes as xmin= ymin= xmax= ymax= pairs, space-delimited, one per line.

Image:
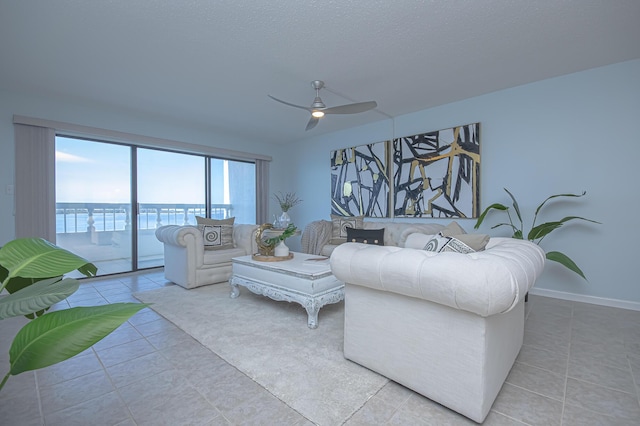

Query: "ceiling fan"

xmin=268 ymin=80 xmax=377 ymax=131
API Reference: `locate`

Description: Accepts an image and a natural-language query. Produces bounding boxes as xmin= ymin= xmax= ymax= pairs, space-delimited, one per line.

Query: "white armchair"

xmin=155 ymin=224 xmax=259 ymax=289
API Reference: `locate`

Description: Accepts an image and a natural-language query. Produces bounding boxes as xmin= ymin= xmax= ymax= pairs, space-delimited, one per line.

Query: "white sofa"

xmin=330 ymin=237 xmax=545 ymax=423
xmin=301 ymin=219 xmax=445 ymax=255
xmin=155 ymin=224 xmax=259 ymax=289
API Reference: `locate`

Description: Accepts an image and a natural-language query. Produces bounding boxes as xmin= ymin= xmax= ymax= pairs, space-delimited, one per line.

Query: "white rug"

xmin=134 ymin=284 xmax=388 ymax=425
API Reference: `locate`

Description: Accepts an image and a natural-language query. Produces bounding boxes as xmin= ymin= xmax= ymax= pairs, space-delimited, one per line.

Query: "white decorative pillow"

xmin=424 ymin=235 xmax=476 ymax=254
xmin=330 ymin=214 xmax=364 ymax=245
xmin=404 ymin=232 xmax=435 ymax=249
xmin=196 ymin=216 xmax=235 ymax=250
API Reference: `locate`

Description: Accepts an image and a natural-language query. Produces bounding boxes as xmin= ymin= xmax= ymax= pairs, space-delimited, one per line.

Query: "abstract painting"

xmin=330 ymin=141 xmax=390 ymax=217
xmin=393 ymin=123 xmax=480 ymax=218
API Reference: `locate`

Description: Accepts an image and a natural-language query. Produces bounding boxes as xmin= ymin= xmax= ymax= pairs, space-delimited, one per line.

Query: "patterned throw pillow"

xmin=195 ymin=216 xmax=235 ymax=250
xmin=330 ymin=214 xmax=364 ymax=245
xmin=424 ymin=233 xmax=490 ymax=253
xmin=346 ymin=227 xmax=384 ymax=245
xmin=424 ymin=235 xmax=476 ymax=254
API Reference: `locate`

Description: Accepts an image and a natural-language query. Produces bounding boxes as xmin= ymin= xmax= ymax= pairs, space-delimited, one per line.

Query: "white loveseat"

xmin=330 ymin=237 xmax=545 ymax=423
xmin=155 ymin=224 xmax=259 ymax=289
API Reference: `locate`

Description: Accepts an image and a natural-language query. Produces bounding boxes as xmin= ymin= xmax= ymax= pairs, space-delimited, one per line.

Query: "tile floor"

xmin=1 ymin=270 xmax=639 ymax=425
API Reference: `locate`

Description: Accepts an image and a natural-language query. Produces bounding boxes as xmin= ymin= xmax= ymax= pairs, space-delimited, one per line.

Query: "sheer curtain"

xmin=14 ymin=124 xmax=56 ymax=242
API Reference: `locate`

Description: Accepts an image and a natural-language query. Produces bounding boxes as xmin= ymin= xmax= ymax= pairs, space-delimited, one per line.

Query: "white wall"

xmin=287 ymin=60 xmax=640 ymax=305
xmin=0 ymin=90 xmax=288 ymax=245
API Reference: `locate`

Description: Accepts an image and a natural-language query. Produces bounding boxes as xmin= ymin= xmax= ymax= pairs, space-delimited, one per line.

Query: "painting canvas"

xmin=393 ymin=123 xmax=480 ymax=218
xmin=330 ymin=141 xmax=390 ymax=217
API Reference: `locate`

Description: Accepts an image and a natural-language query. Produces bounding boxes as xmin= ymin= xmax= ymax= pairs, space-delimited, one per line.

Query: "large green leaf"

xmin=528 ymin=216 xmax=601 ymax=241
xmin=474 ymin=203 xmax=509 ymax=229
xmin=0 ymin=238 xmax=97 ymax=283
xmin=528 ymin=221 xmax=563 ymax=241
xmin=0 ymin=277 xmax=79 ymax=320
xmin=534 ymin=191 xmax=586 ymax=217
xmin=8 ymin=303 xmax=148 ymax=375
xmin=546 ymin=251 xmax=586 ymax=280
xmin=504 ymin=188 xmax=523 ymax=225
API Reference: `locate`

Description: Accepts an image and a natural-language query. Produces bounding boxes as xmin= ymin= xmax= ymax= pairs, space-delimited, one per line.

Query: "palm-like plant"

xmin=474 ymin=188 xmax=600 ymax=279
xmin=0 ymin=238 xmax=148 ymax=392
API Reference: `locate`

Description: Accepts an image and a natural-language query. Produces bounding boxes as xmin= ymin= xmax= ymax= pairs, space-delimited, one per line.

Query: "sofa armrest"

xmin=155 ymin=225 xmax=205 ymax=268
xmin=330 ymin=238 xmax=545 ymax=317
xmin=155 ymin=225 xmax=202 ymax=248
xmin=233 ymin=224 xmax=259 ymax=255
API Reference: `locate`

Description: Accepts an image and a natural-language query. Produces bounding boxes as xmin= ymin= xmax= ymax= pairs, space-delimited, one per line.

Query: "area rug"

xmin=134 ymin=284 xmax=388 ymax=425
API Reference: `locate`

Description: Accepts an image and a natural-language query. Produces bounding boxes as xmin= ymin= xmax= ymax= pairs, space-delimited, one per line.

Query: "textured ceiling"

xmin=1 ymin=1 xmax=639 ymax=144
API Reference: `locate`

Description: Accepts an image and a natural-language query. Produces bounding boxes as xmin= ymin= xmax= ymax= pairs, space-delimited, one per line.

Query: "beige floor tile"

xmin=96 ymin=337 xmax=157 ymax=367
xmin=565 ymin=377 xmax=640 ymax=420
xmin=568 ymin=359 xmax=636 ymax=394
xmin=562 ymin=403 xmax=640 ymax=426
xmin=492 ymin=383 xmax=563 ymax=425
xmin=43 ymin=390 xmax=131 ymax=426
xmin=506 ymin=361 xmax=566 ymax=401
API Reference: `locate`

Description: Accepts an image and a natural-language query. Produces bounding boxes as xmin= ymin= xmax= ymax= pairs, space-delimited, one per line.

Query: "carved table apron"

xmin=229 ymin=253 xmax=344 ymax=329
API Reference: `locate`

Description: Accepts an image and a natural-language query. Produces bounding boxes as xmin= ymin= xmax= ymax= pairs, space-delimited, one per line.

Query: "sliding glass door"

xmin=137 ymin=149 xmax=205 ymax=269
xmin=55 ymin=137 xmax=256 ymax=277
xmin=55 ymin=137 xmax=133 ymax=275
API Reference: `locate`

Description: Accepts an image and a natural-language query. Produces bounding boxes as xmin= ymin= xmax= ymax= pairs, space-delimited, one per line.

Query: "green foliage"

xmin=474 ymin=189 xmax=600 ymax=280
xmin=265 ymin=224 xmax=298 ymax=246
xmin=273 ymin=192 xmax=302 ymax=212
xmin=0 ymin=238 xmax=147 ymax=392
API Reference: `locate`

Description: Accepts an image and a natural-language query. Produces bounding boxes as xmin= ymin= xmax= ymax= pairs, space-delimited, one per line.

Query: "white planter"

xmin=274 ymin=240 xmax=290 ymax=257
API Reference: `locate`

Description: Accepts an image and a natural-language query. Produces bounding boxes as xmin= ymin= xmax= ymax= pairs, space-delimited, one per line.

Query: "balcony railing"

xmin=56 ymin=202 xmax=233 ymax=235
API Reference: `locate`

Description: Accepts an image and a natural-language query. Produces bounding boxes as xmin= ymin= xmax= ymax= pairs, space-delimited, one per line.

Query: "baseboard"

xmin=529 ymin=287 xmax=640 ymax=312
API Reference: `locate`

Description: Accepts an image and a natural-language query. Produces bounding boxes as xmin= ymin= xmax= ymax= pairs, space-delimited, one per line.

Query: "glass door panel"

xmin=137 ymin=149 xmax=205 ymax=269
xmin=210 ymin=159 xmax=255 ymax=224
xmin=55 ymin=137 xmax=132 ymax=276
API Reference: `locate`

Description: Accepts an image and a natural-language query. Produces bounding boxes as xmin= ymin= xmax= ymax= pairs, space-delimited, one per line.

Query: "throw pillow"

xmin=346 ymin=227 xmax=384 ymax=245
xmin=195 ymin=216 xmax=235 ymax=250
xmin=440 ymin=221 xmax=467 ymax=237
xmin=404 ymin=232 xmax=435 ymax=249
xmin=330 ymin=214 xmax=364 ymax=245
xmin=424 ymin=235 xmax=476 ymax=254
xmin=453 ymin=233 xmax=490 ymax=251
xmin=424 ymin=233 xmax=490 ymax=253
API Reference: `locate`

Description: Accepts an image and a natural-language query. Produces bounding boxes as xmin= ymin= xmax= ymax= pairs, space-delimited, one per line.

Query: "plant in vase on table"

xmin=273 ymin=191 xmax=302 ymax=228
xmin=266 ymin=224 xmax=298 ymax=257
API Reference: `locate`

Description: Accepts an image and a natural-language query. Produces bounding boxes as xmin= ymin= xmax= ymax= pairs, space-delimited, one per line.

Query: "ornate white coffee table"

xmin=229 ymin=252 xmax=344 ymax=329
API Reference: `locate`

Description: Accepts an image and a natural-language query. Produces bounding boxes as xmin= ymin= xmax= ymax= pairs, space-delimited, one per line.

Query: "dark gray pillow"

xmin=346 ymin=227 xmax=384 ymax=246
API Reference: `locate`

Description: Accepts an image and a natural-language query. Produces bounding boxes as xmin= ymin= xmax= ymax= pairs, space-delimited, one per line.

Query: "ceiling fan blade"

xmin=268 ymin=95 xmax=312 ymax=112
xmin=305 ymin=116 xmax=319 ymax=131
xmin=323 ymin=101 xmax=377 ymax=115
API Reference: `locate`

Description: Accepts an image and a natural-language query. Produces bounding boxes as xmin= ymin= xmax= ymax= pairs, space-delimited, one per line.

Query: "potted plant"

xmin=273 ymin=192 xmax=302 ymax=228
xmin=266 ymin=223 xmax=298 ymax=257
xmin=0 ymin=238 xmax=147 ymax=392
xmin=474 ymin=188 xmax=600 ymax=279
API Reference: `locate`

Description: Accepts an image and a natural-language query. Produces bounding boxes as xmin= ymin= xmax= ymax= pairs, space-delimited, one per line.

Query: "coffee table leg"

xmin=229 ymin=280 xmax=240 ymax=299
xmin=304 ymin=299 xmax=320 ymax=329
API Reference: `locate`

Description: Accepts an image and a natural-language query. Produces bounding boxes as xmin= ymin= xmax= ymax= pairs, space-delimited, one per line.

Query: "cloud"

xmin=55 ymin=151 xmax=93 ymax=163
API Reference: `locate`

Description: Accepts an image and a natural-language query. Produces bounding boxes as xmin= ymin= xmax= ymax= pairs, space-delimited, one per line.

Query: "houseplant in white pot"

xmin=0 ymin=238 xmax=147 ymax=391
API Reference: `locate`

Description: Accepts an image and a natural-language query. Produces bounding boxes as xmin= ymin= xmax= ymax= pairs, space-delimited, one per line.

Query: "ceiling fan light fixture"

xmin=311 ymin=110 xmax=325 ymax=118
